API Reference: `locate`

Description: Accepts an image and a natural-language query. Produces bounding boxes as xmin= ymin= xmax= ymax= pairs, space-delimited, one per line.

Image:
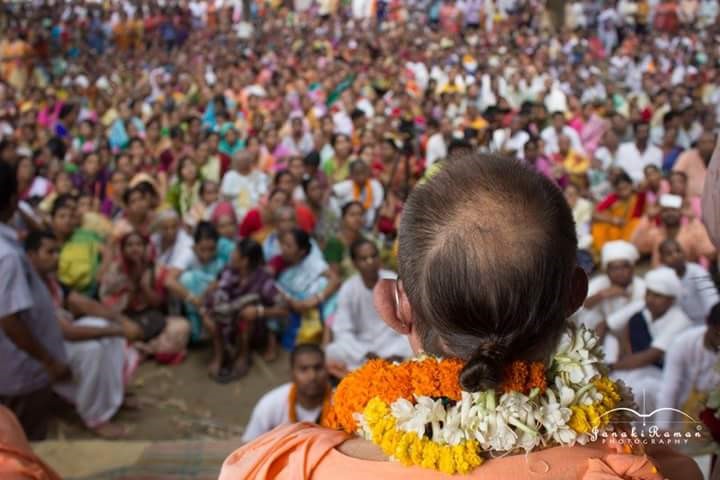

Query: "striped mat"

xmin=72 ymin=439 xmax=240 ymax=480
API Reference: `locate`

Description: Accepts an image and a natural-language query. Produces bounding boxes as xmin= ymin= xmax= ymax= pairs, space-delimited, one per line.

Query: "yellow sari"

xmin=591 ymin=193 xmax=645 ymax=254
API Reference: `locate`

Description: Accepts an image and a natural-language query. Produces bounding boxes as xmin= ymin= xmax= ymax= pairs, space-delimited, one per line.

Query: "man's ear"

xmin=374 ymin=279 xmax=412 ymax=334
xmin=568 ymin=265 xmax=589 ymax=316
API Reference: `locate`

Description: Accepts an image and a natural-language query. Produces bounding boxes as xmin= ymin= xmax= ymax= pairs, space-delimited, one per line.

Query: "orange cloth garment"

xmin=219 ymin=423 xmax=701 ymax=480
xmin=0 ymin=406 xmax=61 ymax=480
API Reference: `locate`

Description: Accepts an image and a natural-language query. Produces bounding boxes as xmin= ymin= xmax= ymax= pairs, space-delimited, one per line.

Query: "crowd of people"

xmin=1 ymin=0 xmax=720 ymax=461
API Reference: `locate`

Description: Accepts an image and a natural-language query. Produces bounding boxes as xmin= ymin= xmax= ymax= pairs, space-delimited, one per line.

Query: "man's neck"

xmin=636 ymin=139 xmax=647 ymax=151
xmin=361 ymin=272 xmax=379 ymax=289
xmin=296 ymin=391 xmax=325 ymax=410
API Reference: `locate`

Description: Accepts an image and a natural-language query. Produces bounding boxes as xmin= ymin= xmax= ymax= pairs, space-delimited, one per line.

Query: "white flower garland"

xmin=355 ymin=324 xmax=635 ymax=455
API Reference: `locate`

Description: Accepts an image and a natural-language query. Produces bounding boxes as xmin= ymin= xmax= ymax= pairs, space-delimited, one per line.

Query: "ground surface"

xmin=47 ymin=345 xmax=291 ymax=442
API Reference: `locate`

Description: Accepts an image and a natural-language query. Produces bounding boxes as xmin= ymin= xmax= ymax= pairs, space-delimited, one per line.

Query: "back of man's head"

xmin=398 ymin=153 xmax=579 ymax=392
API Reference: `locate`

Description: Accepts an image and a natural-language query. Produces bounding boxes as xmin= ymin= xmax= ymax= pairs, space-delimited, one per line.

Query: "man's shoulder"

xmin=257 ymin=382 xmax=293 ymax=407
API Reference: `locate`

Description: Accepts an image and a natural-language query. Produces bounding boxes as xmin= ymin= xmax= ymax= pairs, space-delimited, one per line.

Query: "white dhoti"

xmin=611 ymin=366 xmax=663 ymax=415
xmin=54 ymin=317 xmax=126 ymax=428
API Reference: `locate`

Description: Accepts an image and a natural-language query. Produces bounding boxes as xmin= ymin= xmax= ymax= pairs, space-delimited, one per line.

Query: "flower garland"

xmin=288 ymin=384 xmax=334 ymax=425
xmin=322 ymin=325 xmax=635 ymax=475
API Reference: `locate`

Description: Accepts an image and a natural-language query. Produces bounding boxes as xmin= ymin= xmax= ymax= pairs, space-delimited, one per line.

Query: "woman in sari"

xmin=179 ymin=222 xmax=230 ymax=341
xmin=239 ymin=188 xmax=291 ymax=243
xmin=276 ymin=228 xmax=338 ymax=349
xmin=99 ymin=231 xmax=191 ymax=364
xmin=591 ymin=171 xmax=646 ymax=255
xmin=205 ymin=238 xmax=288 ymax=381
xmin=323 ymin=201 xmax=366 ymax=282
xmin=166 ymin=156 xmax=201 ymax=220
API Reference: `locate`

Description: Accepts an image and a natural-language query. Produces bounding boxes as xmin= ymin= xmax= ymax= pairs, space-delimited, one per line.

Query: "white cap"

xmin=601 ymin=240 xmax=639 ymax=269
xmin=659 ymin=194 xmax=683 ymax=209
xmin=645 ymin=267 xmax=682 ymax=298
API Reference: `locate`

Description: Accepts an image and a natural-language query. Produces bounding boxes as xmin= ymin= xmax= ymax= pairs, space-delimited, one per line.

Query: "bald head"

xmin=398 ymin=153 xmax=579 ymax=392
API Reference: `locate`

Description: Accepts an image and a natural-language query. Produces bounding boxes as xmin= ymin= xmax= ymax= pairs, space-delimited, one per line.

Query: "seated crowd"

xmin=1 ymin=0 xmax=720 ymax=453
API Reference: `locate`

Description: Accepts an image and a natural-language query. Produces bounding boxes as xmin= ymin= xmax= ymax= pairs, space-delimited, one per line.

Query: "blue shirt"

xmin=0 ymin=223 xmax=67 ymax=396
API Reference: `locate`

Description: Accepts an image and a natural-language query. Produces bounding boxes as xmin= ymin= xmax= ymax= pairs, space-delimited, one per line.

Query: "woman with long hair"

xmin=99 ymin=231 xmax=191 ymax=364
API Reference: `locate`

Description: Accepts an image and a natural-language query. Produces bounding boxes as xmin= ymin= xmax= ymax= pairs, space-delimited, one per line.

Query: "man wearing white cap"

xmin=659 ymin=238 xmax=719 ymax=325
xmin=610 ymin=267 xmax=692 ymax=413
xmin=632 ymin=193 xmax=716 ymax=268
xmin=574 ymin=240 xmax=645 ymax=362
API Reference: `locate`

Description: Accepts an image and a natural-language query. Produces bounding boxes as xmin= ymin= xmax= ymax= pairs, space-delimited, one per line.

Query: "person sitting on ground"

xmin=325 ymin=239 xmax=412 ymax=379
xmin=275 ymin=228 xmax=339 ymax=348
xmin=656 ymin=303 xmax=720 ymax=430
xmin=0 ymin=160 xmax=69 ymax=441
xmin=25 ymin=230 xmax=137 ymax=438
xmin=591 ymin=170 xmax=646 ymax=254
xmin=609 ymin=267 xmax=693 ymax=413
xmin=632 ymin=193 xmax=717 ymax=268
xmin=323 ymin=201 xmax=367 ymax=282
xmin=100 ymin=231 xmax=191 ymax=364
xmin=659 ymin=238 xmax=720 ymax=325
xmin=179 ymin=221 xmax=229 ymax=341
xmin=575 ymin=240 xmax=645 ymax=363
xmin=205 ymin=238 xmax=288 ymax=381
xmin=240 ymin=344 xmax=332 ymax=443
xmin=331 ymin=160 xmax=384 ymax=230
xmin=220 ymin=154 xmax=700 ymax=479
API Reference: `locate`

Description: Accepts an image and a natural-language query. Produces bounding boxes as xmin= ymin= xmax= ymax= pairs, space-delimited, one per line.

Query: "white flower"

xmin=392 ymin=398 xmax=426 ymax=437
xmin=441 ymin=403 xmax=466 ymax=446
xmin=553 ymin=325 xmax=603 ymax=385
xmin=354 ymin=412 xmax=372 ymax=440
xmin=537 ymin=392 xmax=576 ymax=446
xmin=553 ymin=377 xmax=576 ymax=406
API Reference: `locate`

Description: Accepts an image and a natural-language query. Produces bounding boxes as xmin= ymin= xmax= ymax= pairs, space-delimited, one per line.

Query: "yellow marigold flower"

xmin=569 ymin=405 xmax=592 ymax=433
xmin=421 ymin=441 xmax=440 ymax=470
xmin=409 ymin=435 xmax=425 ymax=465
xmin=363 ymin=397 xmax=390 ymax=425
xmin=394 ymin=433 xmax=414 ymax=466
xmin=438 ymin=447 xmax=456 ymax=474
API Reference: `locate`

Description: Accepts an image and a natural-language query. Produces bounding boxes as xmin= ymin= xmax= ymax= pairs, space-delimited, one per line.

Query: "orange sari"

xmin=591 ymin=192 xmax=646 ymax=254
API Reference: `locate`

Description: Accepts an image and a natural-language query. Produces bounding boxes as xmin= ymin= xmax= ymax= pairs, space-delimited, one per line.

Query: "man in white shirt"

xmin=656 ymin=304 xmax=720 ymax=430
xmin=242 ymin=344 xmax=330 ymax=443
xmin=220 ymin=150 xmax=269 ymax=221
xmin=332 ymin=160 xmax=384 ymax=230
xmin=540 ymin=111 xmax=584 ymax=156
xmin=616 ymin=122 xmax=663 ymax=184
xmin=326 ymin=239 xmax=412 ymax=378
xmin=425 ymin=118 xmax=452 ymax=168
xmin=610 ymin=267 xmax=693 ymax=412
xmin=575 ymin=240 xmax=645 ymax=363
xmin=281 ymin=116 xmax=315 ymax=157
xmin=659 ymin=238 xmax=719 ymax=324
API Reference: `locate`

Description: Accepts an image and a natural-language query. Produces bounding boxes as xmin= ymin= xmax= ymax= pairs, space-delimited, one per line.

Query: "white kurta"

xmin=574 ymin=276 xmax=646 ymax=363
xmin=241 ymin=383 xmax=322 ymax=443
xmin=678 ymin=262 xmax=720 ymax=325
xmin=326 ymin=272 xmax=413 ymax=371
xmin=611 ymin=306 xmax=693 ymax=414
xmin=656 ymin=326 xmax=720 ymax=429
xmin=54 ymin=317 xmax=126 ymax=428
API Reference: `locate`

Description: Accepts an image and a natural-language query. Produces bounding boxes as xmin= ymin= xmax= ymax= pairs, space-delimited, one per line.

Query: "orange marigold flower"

xmin=528 ymin=362 xmax=547 ymax=393
xmin=501 ymin=361 xmax=529 ymax=394
xmin=437 ymin=359 xmax=463 ymax=401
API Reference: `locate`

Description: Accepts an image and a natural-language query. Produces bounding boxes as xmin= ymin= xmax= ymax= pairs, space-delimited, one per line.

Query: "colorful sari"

xmin=278 ymin=250 xmax=329 ymax=349
xmin=179 ymin=238 xmax=233 ymax=342
xmin=591 ymin=192 xmax=646 ymax=254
